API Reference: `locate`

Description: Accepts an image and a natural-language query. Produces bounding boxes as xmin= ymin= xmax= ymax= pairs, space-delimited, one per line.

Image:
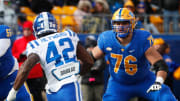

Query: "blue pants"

xmin=47 ymin=81 xmax=82 ymax=101
xmin=0 ymin=70 xmax=32 ymax=101
xmin=103 ymin=76 xmax=177 ymax=101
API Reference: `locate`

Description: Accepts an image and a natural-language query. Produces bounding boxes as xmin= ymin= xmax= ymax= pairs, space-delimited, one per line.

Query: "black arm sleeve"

xmin=153 ymin=59 xmax=169 ymax=73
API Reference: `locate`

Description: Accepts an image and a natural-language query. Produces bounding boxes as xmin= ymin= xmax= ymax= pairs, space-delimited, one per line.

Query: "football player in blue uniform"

xmin=6 ymin=12 xmax=94 ymax=101
xmin=0 ymin=25 xmax=32 ymax=101
xmin=91 ymin=8 xmax=177 ymax=101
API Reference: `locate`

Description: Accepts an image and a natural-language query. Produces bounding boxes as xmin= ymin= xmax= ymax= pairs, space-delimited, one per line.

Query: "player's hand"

xmin=6 ymin=88 xmax=17 ymax=101
xmin=146 ymin=82 xmax=162 ymax=93
xmin=19 ymin=51 xmax=27 ymax=59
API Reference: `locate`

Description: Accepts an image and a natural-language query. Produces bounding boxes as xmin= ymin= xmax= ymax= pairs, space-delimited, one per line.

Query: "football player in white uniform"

xmin=6 ymin=12 xmax=94 ymax=101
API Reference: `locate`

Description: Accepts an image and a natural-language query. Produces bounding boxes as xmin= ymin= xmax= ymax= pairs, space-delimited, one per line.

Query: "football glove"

xmin=147 ymin=82 xmax=162 ymax=93
xmin=6 ymin=88 xmax=17 ymax=101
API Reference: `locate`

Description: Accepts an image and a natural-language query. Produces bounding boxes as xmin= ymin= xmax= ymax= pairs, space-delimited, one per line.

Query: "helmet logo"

xmin=129 ymin=12 xmax=134 ymax=17
xmin=33 ymin=12 xmax=57 ymax=38
xmin=111 ymin=8 xmax=135 ymax=38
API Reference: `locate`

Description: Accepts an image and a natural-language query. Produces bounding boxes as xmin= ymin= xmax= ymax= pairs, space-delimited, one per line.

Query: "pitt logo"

xmin=106 ymin=47 xmax=112 ymax=51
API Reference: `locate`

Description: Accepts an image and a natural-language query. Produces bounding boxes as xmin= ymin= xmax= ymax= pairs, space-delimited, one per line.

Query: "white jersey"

xmin=26 ymin=30 xmax=80 ymax=93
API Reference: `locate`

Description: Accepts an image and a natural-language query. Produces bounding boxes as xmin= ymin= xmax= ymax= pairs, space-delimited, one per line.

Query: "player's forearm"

xmin=80 ymin=62 xmax=93 ymax=75
xmin=80 ymin=53 xmax=94 ymax=75
xmin=6 ymin=65 xmax=30 ymax=100
xmin=13 ymin=53 xmax=40 ymax=90
xmin=13 ymin=67 xmax=30 ymax=90
xmin=156 ymin=70 xmax=167 ymax=84
xmin=92 ymin=46 xmax=104 ymax=60
xmin=77 ymin=43 xmax=94 ymax=75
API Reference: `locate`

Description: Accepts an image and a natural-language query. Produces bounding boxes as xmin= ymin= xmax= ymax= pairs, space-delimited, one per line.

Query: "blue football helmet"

xmin=111 ymin=8 xmax=136 ymax=38
xmin=33 ymin=12 xmax=57 ymax=38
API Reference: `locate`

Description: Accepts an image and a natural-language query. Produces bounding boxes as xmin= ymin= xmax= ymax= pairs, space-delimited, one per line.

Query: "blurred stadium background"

xmin=0 ymin=0 xmax=180 ymax=99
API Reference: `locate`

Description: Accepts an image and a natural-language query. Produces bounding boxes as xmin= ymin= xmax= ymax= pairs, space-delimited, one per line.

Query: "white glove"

xmin=147 ymin=77 xmax=164 ymax=93
xmin=146 ymin=82 xmax=162 ymax=93
xmin=6 ymin=88 xmax=17 ymax=101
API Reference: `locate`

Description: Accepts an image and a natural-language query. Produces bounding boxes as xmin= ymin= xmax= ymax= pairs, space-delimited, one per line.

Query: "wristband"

xmin=155 ymin=76 xmax=164 ymax=84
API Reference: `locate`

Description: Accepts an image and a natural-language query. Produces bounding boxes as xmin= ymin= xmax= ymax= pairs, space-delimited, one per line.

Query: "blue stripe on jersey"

xmin=75 ymin=81 xmax=82 ymax=101
xmin=34 ymin=40 xmax=39 ymax=46
xmin=73 ymin=32 xmax=76 ymax=37
xmin=67 ymin=30 xmax=72 ymax=36
xmin=29 ymin=42 xmax=35 ymax=49
xmin=24 ymin=82 xmax=34 ymax=100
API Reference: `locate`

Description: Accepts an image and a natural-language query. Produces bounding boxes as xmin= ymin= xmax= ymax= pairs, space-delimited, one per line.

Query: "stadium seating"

xmin=51 ymin=6 xmax=78 ymax=32
xmin=60 ymin=6 xmax=78 ymax=32
xmin=51 ymin=6 xmax=63 ymax=26
xmin=51 ymin=6 xmax=63 ymax=15
xmin=61 ymin=6 xmax=77 ymax=15
xmin=149 ymin=15 xmax=164 ymax=33
xmin=20 ymin=6 xmax=36 ymax=22
xmin=61 ymin=15 xmax=77 ymax=32
xmin=20 ymin=6 xmax=34 ymax=15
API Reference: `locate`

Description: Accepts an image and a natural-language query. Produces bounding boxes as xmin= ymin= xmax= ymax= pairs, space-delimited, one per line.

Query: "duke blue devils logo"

xmin=129 ymin=12 xmax=134 ymax=17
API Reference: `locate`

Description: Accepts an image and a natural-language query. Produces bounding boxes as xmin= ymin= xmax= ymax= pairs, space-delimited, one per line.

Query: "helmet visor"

xmin=112 ymin=20 xmax=131 ymax=34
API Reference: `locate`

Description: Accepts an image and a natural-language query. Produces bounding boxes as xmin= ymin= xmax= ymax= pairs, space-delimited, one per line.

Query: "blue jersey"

xmin=0 ymin=25 xmax=32 ymax=100
xmin=163 ymin=54 xmax=179 ymax=76
xmin=0 ymin=25 xmax=15 ymax=79
xmin=98 ymin=29 xmax=154 ymax=84
xmin=99 ymin=30 xmax=177 ymax=101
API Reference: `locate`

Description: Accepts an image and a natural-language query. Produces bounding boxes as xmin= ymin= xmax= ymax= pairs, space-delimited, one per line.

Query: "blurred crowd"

xmin=0 ymin=0 xmax=179 ymax=35
xmin=0 ymin=0 xmax=180 ymax=101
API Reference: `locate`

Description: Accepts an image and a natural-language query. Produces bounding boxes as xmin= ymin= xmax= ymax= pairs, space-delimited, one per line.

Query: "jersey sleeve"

xmin=26 ymin=41 xmax=40 ymax=57
xmin=0 ymin=39 xmax=11 ymax=57
xmin=97 ymin=33 xmax=105 ymax=52
xmin=0 ymin=25 xmax=12 ymax=39
xmin=143 ymin=32 xmax=154 ymax=52
xmin=0 ymin=25 xmax=13 ymax=57
xmin=65 ymin=29 xmax=79 ymax=42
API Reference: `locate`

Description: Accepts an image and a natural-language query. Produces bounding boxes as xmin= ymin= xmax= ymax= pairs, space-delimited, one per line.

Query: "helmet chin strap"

xmin=116 ymin=28 xmax=131 ymax=38
xmin=117 ymin=32 xmax=129 ymax=38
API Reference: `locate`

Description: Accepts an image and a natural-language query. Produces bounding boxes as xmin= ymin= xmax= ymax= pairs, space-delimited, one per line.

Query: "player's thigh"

xmin=103 ymin=81 xmax=132 ymax=101
xmin=103 ymin=93 xmax=130 ymax=101
xmin=146 ymin=84 xmax=177 ymax=101
xmin=47 ymin=81 xmax=82 ymax=101
xmin=16 ymin=83 xmax=33 ymax=101
xmin=0 ymin=71 xmax=17 ymax=99
xmin=157 ymin=84 xmax=177 ymax=101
